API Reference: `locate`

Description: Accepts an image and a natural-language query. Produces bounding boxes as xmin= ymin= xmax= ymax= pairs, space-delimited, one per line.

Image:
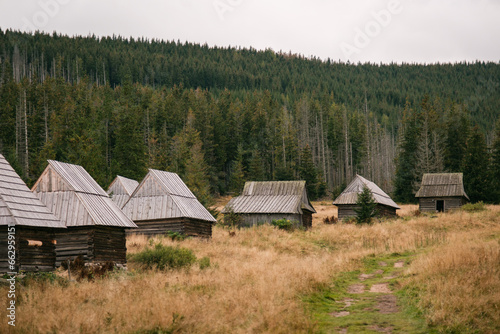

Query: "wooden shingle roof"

xmin=32 ymin=161 xmax=137 ymax=228
xmin=333 ymin=175 xmax=400 ymax=209
xmin=0 ymin=154 xmax=65 ymax=228
xmin=122 ymin=169 xmax=216 ymax=223
xmin=107 ymin=176 xmax=139 ymax=209
xmin=415 ymin=173 xmax=469 ymax=200
xmin=222 ymin=181 xmax=316 ymax=214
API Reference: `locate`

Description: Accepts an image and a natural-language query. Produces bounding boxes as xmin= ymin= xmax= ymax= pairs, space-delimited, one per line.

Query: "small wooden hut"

xmin=0 ymin=154 xmax=66 ymax=273
xmin=122 ymin=169 xmax=216 ymax=237
xmin=107 ymin=175 xmax=139 ymax=209
xmin=221 ymin=181 xmax=316 ymax=228
xmin=32 ymin=160 xmax=137 ymax=266
xmin=333 ymin=175 xmax=400 ymax=219
xmin=415 ymin=173 xmax=469 ymax=212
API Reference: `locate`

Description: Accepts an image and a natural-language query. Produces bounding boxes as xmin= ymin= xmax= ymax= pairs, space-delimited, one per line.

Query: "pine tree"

xmin=299 ymin=144 xmax=321 ymax=200
xmin=354 ymin=185 xmax=377 ymax=224
xmin=248 ymin=148 xmax=265 ymax=181
xmin=444 ymin=104 xmax=470 ymax=172
xmin=185 ymin=142 xmax=213 ymax=208
xmin=393 ymin=101 xmax=420 ymax=203
xmin=491 ymin=118 xmax=500 ymax=203
xmin=463 ymin=126 xmax=490 ymax=203
xmin=229 ymin=145 xmax=246 ymax=195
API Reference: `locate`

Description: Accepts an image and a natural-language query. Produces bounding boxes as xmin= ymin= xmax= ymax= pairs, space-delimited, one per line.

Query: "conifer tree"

xmin=185 ymin=141 xmax=213 ymax=208
xmin=444 ymin=104 xmax=470 ymax=172
xmin=299 ymin=144 xmax=321 ymax=200
xmin=229 ymin=145 xmax=246 ymax=195
xmin=248 ymin=148 xmax=265 ymax=181
xmin=491 ymin=118 xmax=500 ymax=203
xmin=394 ymin=101 xmax=420 ymax=203
xmin=463 ymin=126 xmax=490 ymax=203
xmin=354 ymin=185 xmax=378 ymax=224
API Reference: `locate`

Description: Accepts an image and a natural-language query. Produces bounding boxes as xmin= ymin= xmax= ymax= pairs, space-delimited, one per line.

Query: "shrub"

xmin=271 ymin=218 xmax=296 ymax=231
xmin=322 ymin=216 xmax=338 ymax=224
xmin=461 ymin=201 xmax=487 ymax=212
xmin=132 ymin=244 xmax=197 ymax=271
xmin=220 ymin=206 xmax=242 ymax=229
xmin=198 ymin=257 xmax=211 ymax=270
xmin=166 ymin=231 xmax=188 ymax=241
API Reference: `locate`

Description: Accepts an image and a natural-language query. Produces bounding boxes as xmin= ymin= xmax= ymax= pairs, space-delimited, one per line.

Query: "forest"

xmin=0 ymin=29 xmax=499 ymax=205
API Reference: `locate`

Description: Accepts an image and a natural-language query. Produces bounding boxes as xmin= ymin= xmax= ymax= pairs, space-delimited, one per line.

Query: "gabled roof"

xmin=108 ymin=176 xmax=139 ymax=197
xmin=122 ymin=169 xmax=216 ymax=223
xmin=107 ymin=176 xmax=139 ymax=209
xmin=32 ymin=160 xmax=137 ymax=228
xmin=222 ymin=181 xmax=316 ymax=214
xmin=46 ymin=160 xmax=108 ymax=196
xmin=333 ymin=175 xmax=400 ymax=209
xmin=0 ymin=154 xmax=65 ymax=228
xmin=415 ymin=173 xmax=469 ymax=200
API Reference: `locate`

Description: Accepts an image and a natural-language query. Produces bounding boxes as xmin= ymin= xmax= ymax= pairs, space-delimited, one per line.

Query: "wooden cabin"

xmin=333 ymin=175 xmax=400 ymax=219
xmin=0 ymin=154 xmax=66 ymax=273
xmin=122 ymin=169 xmax=216 ymax=238
xmin=415 ymin=173 xmax=469 ymax=212
xmin=32 ymin=160 xmax=137 ymax=266
xmin=107 ymin=175 xmax=139 ymax=209
xmin=221 ymin=181 xmax=316 ymax=228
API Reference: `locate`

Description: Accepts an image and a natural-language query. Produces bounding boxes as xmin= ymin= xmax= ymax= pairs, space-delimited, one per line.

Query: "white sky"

xmin=0 ymin=0 xmax=499 ymax=63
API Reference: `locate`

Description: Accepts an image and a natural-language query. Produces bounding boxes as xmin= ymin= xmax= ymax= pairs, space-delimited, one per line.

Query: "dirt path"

xmin=307 ymin=254 xmax=427 ymax=333
xmin=332 ymin=260 xmax=404 ymax=333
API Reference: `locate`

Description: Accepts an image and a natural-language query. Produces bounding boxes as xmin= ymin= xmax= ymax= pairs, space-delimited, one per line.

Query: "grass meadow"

xmin=1 ymin=201 xmax=499 ymax=333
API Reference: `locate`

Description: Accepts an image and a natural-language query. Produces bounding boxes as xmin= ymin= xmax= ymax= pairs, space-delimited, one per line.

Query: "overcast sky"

xmin=0 ymin=0 xmax=499 ymax=63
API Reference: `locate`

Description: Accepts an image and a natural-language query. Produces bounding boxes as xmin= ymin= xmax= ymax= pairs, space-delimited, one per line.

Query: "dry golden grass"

xmin=1 ymin=203 xmax=499 ymax=333
xmin=403 ymin=206 xmax=500 ymax=333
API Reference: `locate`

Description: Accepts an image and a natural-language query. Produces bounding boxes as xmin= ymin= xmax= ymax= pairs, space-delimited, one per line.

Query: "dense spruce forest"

xmin=1 ymin=29 xmax=499 ymax=205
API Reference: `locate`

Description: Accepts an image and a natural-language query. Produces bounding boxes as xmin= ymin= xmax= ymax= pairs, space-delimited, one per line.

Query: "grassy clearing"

xmin=0 ymin=203 xmax=499 ymax=333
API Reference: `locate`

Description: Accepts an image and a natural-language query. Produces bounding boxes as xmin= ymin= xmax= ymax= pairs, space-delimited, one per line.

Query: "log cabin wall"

xmin=0 ymin=226 xmax=10 ymax=273
xmin=0 ymin=226 xmax=57 ymax=273
xmin=55 ymin=227 xmax=92 ymax=267
xmin=55 ymin=226 xmax=129 ymax=266
xmin=17 ymin=227 xmax=57 ymax=272
xmin=418 ymin=197 xmax=466 ymax=213
xmin=337 ymin=204 xmax=397 ymax=220
xmin=227 ymin=213 xmax=303 ymax=228
xmin=93 ymin=226 xmax=127 ymax=263
xmin=128 ymin=218 xmax=212 ymax=238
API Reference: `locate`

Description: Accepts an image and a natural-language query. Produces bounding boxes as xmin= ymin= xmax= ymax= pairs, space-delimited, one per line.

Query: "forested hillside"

xmin=0 ymin=29 xmax=499 ymax=203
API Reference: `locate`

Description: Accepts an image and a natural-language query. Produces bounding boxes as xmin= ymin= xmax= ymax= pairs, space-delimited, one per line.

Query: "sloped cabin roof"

xmin=333 ymin=175 xmax=400 ymax=209
xmin=122 ymin=169 xmax=216 ymax=223
xmin=107 ymin=175 xmax=139 ymax=209
xmin=32 ymin=160 xmax=137 ymax=228
xmin=222 ymin=181 xmax=316 ymax=214
xmin=415 ymin=173 xmax=469 ymax=200
xmin=0 ymin=154 xmax=65 ymax=228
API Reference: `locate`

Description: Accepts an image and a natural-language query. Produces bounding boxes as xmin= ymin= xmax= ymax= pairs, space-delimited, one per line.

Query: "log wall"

xmin=93 ymin=227 xmax=128 ymax=263
xmin=0 ymin=226 xmax=58 ymax=273
xmin=225 ymin=213 xmax=304 ymax=228
xmin=55 ymin=226 xmax=128 ymax=266
xmin=129 ymin=218 xmax=212 ymax=238
xmin=418 ymin=197 xmax=466 ymax=213
xmin=337 ymin=204 xmax=397 ymax=220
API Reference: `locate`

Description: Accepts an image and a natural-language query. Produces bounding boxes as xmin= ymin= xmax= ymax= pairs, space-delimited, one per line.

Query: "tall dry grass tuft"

xmin=0 ymin=204 xmax=498 ymax=333
xmin=404 ymin=237 xmax=500 ymax=333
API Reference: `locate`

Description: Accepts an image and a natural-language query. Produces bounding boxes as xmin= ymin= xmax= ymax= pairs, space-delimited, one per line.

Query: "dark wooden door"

xmin=436 ymin=200 xmax=444 ymax=212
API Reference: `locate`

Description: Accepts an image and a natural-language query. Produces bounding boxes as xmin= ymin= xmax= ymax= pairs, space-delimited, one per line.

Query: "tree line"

xmin=0 ymin=30 xmax=499 ymax=204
